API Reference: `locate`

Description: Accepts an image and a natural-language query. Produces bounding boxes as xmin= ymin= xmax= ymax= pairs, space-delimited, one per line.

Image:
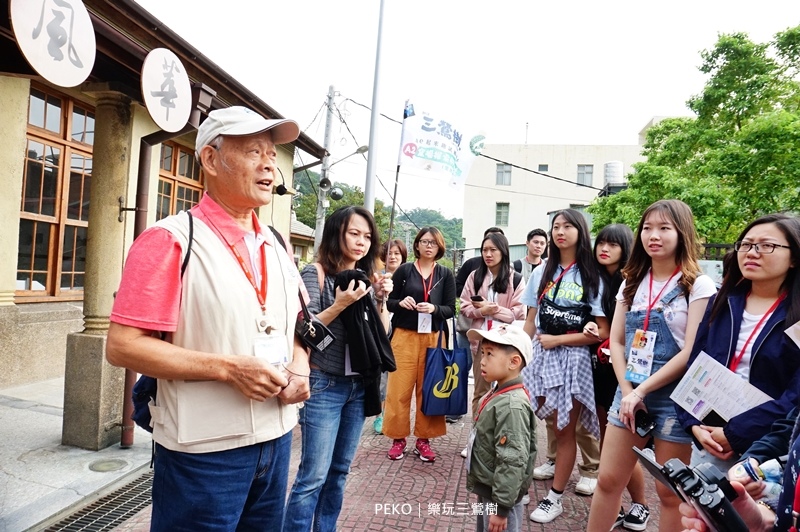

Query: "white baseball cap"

xmin=467 ymin=324 xmax=532 ymax=366
xmin=195 ymin=106 xmax=300 ymax=156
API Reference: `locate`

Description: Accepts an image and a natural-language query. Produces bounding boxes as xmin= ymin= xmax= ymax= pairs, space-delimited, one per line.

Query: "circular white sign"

xmin=10 ymin=0 xmax=96 ymax=88
xmin=141 ymin=48 xmax=192 ymax=133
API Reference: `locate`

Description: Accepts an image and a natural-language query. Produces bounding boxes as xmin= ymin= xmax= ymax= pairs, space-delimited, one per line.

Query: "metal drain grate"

xmin=44 ymin=470 xmax=153 ymax=531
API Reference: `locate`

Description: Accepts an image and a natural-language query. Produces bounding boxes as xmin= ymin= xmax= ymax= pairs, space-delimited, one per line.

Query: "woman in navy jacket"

xmin=677 ymin=214 xmax=800 ymax=467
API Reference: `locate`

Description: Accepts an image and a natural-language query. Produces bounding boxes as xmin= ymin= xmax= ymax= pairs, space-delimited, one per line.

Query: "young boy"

xmin=465 ymin=325 xmax=536 ymax=532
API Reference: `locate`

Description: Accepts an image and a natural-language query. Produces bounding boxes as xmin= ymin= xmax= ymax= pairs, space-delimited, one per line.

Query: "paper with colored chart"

xmin=671 ymin=351 xmax=773 ymax=423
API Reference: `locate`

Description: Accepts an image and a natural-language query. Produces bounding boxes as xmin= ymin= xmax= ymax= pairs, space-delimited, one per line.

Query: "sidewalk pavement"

xmin=0 ymin=378 xmax=152 ymax=532
xmin=1 ymin=377 xmax=662 ymax=531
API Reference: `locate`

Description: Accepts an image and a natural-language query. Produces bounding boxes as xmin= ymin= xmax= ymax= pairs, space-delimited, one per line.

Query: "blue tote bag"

xmin=421 ymin=323 xmax=471 ymax=416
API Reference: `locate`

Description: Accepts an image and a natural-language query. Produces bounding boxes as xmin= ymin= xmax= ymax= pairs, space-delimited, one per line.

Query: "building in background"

xmin=461 ymin=138 xmax=647 ymax=256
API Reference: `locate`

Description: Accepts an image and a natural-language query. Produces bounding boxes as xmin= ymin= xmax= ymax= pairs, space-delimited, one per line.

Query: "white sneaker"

xmin=529 ymin=497 xmax=563 ymax=523
xmin=575 ymin=476 xmax=598 ymax=495
xmin=521 ymin=494 xmax=530 ymax=505
xmin=460 ymin=446 xmax=467 ymax=458
xmin=532 ymin=459 xmax=556 ymax=480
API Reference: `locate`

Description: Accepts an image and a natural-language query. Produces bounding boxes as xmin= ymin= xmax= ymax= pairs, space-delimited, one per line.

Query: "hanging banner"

xmin=397 ymin=101 xmax=485 ymax=183
xmin=141 ymin=48 xmax=192 ymax=132
xmin=10 ymin=0 xmax=96 ymax=88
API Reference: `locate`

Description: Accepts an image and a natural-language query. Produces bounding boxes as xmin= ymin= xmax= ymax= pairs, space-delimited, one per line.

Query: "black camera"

xmin=633 ymin=447 xmax=748 ymax=532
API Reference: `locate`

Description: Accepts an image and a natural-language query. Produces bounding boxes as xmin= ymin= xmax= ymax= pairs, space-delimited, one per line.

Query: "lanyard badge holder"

xmin=625 ymin=268 xmax=679 ymax=384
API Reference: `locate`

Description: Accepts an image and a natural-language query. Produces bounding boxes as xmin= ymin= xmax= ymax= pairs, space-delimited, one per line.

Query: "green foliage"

xmin=590 ymin=26 xmax=800 ymax=243
xmin=291 ymin=170 xmax=463 ymax=252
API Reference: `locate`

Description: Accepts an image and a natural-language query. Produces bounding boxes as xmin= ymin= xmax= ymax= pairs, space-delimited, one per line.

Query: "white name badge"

xmin=253 ymin=334 xmax=289 ymax=367
xmin=417 ymin=313 xmax=432 ymax=333
xmin=625 ymin=329 xmax=657 ymax=384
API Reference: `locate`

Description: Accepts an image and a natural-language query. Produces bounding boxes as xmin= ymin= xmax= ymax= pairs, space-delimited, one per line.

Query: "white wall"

xmin=463 ymin=144 xmax=643 ymax=248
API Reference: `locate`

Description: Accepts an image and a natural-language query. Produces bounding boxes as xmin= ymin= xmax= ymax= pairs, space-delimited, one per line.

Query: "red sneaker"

xmin=414 ymin=438 xmax=436 ymax=462
xmin=387 ymin=438 xmax=407 ymax=460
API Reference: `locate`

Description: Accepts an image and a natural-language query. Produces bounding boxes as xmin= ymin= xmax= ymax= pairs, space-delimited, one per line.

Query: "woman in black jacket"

xmin=384 ymin=226 xmax=456 ymax=462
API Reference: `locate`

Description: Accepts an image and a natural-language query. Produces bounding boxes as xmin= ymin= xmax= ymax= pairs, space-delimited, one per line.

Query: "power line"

xmin=464 ymin=182 xmax=598 ymax=202
xmin=479 ymin=153 xmax=604 ymax=192
xmin=331 ymin=101 xmax=420 ymax=232
xmin=343 ymin=96 xmax=604 ymax=192
xmin=342 ymin=98 xmax=402 ymax=125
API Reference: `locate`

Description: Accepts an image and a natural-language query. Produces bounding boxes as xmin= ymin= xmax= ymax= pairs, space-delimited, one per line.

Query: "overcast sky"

xmin=133 ymin=0 xmax=800 ymax=218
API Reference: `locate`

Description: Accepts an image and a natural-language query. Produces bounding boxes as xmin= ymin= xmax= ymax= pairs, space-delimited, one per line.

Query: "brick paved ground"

xmin=113 ymin=397 xmax=661 ymax=531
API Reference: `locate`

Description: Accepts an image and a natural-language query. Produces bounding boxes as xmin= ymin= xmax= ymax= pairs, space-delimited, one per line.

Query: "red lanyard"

xmin=537 ymin=261 xmax=576 ymax=305
xmin=415 ymin=261 xmax=435 ymax=303
xmin=230 ymin=218 xmax=268 ymax=312
xmin=475 ymin=383 xmax=529 ymax=421
xmin=729 ymin=293 xmax=785 ymax=373
xmin=642 ymin=266 xmax=681 ymax=331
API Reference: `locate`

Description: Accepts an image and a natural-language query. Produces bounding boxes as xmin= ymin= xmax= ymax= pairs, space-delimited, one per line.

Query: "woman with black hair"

xmin=384 ymin=227 xmax=456 ymax=462
xmin=460 ymin=232 xmax=525 ymax=414
xmin=284 ymin=206 xmax=393 ymax=531
xmin=520 ymin=209 xmax=609 ymax=524
xmin=677 ymin=214 xmax=800 ymax=471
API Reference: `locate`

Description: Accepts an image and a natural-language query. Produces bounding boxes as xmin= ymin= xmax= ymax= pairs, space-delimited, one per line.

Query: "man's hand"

xmin=679 ymin=481 xmax=772 ymax=532
xmin=488 ymin=514 xmax=508 ymax=532
xmin=278 ymin=350 xmax=311 ymax=404
xmin=225 ymin=356 xmax=288 ymax=401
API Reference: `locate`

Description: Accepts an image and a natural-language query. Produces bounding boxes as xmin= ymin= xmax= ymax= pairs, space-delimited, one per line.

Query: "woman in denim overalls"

xmin=587 ymin=200 xmax=717 ymax=532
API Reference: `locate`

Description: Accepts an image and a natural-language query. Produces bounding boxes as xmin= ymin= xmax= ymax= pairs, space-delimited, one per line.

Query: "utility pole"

xmin=364 ymin=0 xmax=386 ymax=213
xmin=313 ymin=85 xmax=335 ymax=254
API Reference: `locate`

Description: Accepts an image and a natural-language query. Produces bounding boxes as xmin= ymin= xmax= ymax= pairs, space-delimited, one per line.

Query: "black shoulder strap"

xmin=268 ymin=225 xmax=286 ymax=250
xmin=180 ymin=211 xmax=193 ymax=278
xmin=513 ymin=271 xmax=522 ymax=290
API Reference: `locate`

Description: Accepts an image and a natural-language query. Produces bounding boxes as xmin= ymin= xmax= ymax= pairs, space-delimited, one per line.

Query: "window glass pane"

xmin=68 ymin=155 xmax=83 ymax=219
xmin=84 ymin=112 xmax=95 ymax=145
xmin=23 ymin=141 xmax=44 ymax=214
xmin=33 ymin=222 xmax=51 ymax=271
xmin=161 ymin=145 xmax=173 ymax=172
xmin=179 ymin=150 xmax=189 ymax=176
xmin=72 ymin=108 xmax=86 ymax=143
xmin=61 ymin=225 xmax=86 ymax=290
xmin=17 ymin=219 xmax=51 ymax=291
xmin=156 ymin=179 xmax=172 ymax=221
xmin=29 ymin=89 xmax=46 ymax=128
xmin=45 ymin=95 xmax=62 ymax=134
xmin=538 ymin=164 xmax=548 ymax=172
xmin=17 ymin=219 xmax=34 ymax=271
xmin=82 ymin=160 xmax=91 ymax=222
xmin=41 ymin=146 xmax=60 ymax=217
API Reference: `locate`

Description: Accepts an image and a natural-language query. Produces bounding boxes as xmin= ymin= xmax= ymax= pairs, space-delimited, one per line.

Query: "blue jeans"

xmin=151 ymin=432 xmax=292 ymax=531
xmin=283 ymin=369 xmax=365 ymax=532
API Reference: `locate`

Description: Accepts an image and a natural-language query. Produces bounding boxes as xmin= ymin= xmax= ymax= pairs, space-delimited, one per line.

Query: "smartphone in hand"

xmin=635 ymin=410 xmax=656 ymax=438
xmin=471 ymin=295 xmax=484 ymax=302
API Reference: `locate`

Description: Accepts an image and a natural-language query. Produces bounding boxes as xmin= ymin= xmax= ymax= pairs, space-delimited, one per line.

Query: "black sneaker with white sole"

xmin=611 ymin=507 xmax=625 ymax=529
xmin=623 ymin=503 xmax=650 ymax=531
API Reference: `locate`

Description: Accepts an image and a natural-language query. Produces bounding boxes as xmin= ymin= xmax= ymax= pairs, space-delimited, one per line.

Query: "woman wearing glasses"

xmin=384 ymin=227 xmax=456 ymax=462
xmin=676 ymin=213 xmax=800 ymax=472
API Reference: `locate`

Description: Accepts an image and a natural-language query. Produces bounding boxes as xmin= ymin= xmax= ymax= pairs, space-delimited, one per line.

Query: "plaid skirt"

xmin=521 ymin=340 xmax=600 ymax=439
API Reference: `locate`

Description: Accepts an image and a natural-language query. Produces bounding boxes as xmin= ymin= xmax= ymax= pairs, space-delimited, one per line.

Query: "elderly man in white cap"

xmin=107 ymin=106 xmax=311 ymax=530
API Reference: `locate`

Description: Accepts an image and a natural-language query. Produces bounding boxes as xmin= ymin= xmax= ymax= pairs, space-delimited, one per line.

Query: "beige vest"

xmin=150 ymin=212 xmax=300 ymax=453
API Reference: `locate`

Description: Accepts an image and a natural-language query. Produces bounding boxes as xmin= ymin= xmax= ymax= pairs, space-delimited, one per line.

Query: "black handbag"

xmin=537 ymin=270 xmax=590 ymax=335
xmin=295 ymin=290 xmax=336 ymax=353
